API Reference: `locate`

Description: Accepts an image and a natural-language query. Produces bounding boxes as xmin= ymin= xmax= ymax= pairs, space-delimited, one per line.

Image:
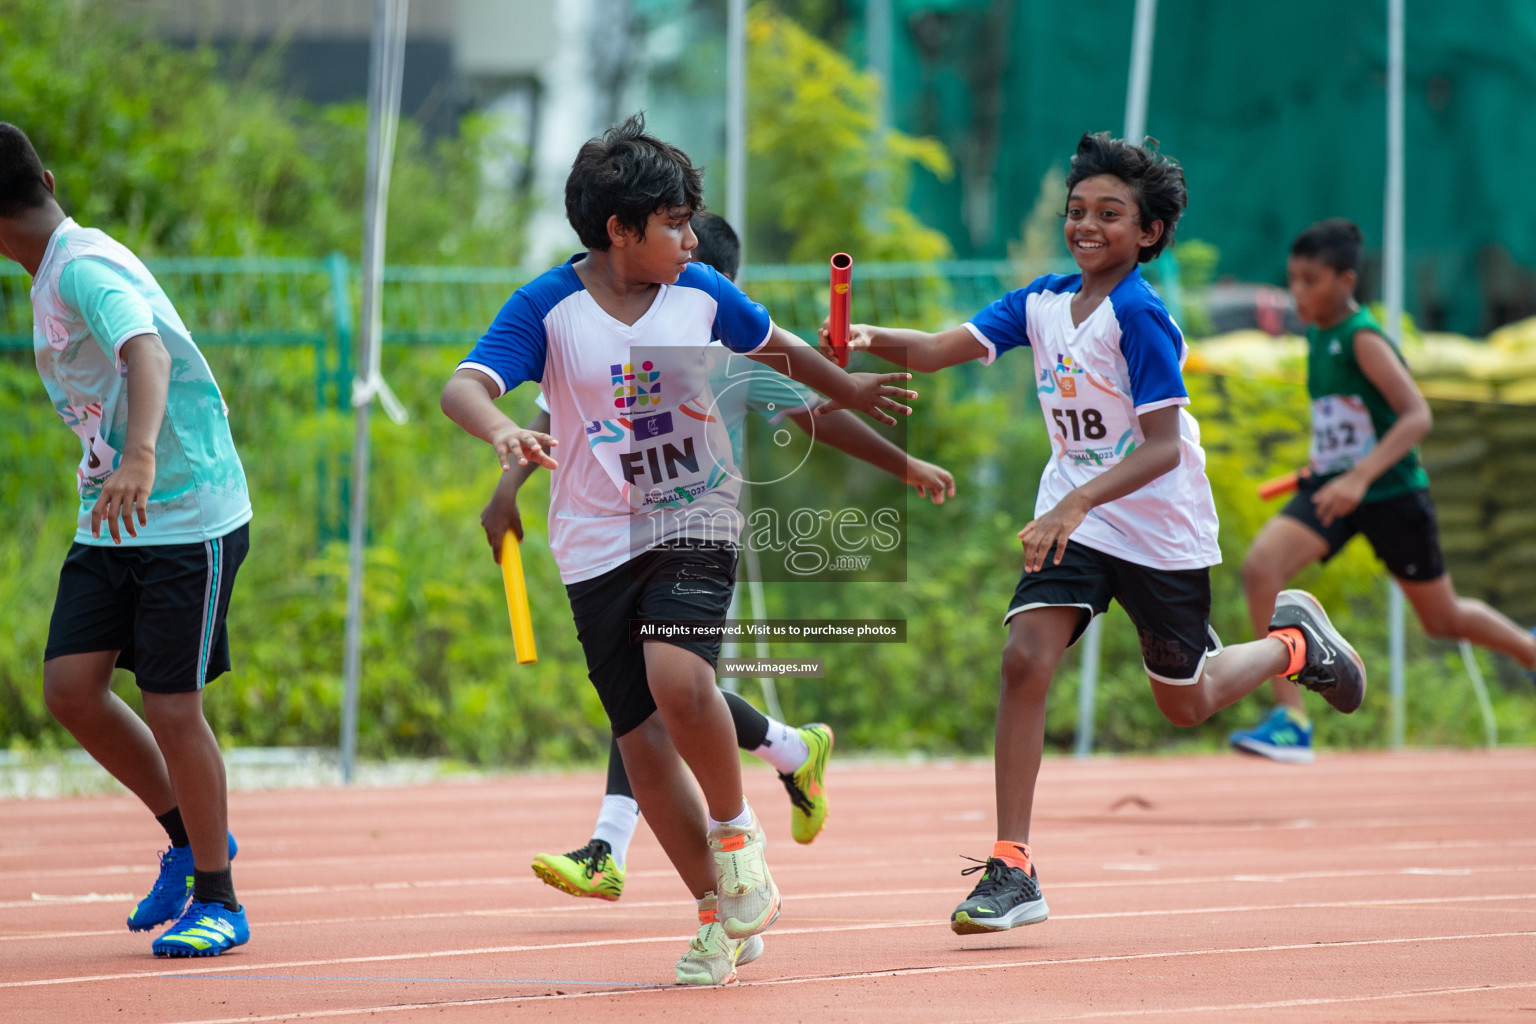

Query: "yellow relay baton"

xmin=500 ymin=532 xmax=538 ymax=664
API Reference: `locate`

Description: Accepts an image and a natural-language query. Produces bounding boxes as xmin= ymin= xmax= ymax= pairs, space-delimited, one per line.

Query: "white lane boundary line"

xmin=5 ymin=894 xmax=1536 ymax=989
xmin=7 ymin=883 xmax=1536 ymax=943
xmin=133 ymin=930 xmax=1536 ymax=1024
xmin=970 ymin=979 xmax=1536 ymax=1022
xmin=8 ymin=859 xmax=1536 ymax=914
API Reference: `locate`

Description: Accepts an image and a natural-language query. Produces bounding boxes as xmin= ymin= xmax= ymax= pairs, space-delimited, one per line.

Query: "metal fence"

xmin=1 ymin=255 xmax=1118 ymax=405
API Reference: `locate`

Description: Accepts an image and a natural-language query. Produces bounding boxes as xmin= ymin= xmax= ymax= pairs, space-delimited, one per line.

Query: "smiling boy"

xmin=440 ymin=115 xmax=916 ymax=984
xmin=825 ymin=132 xmax=1367 ymax=935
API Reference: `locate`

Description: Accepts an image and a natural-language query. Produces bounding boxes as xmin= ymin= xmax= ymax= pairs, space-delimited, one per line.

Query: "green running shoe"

xmin=531 ymin=838 xmax=625 ymax=901
xmin=778 ymin=723 xmax=833 ymax=844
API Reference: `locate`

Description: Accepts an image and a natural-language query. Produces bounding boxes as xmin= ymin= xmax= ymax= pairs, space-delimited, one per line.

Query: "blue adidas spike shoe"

xmin=151 ymin=900 xmax=249 ymax=957
xmin=128 ymin=831 xmax=239 ymax=932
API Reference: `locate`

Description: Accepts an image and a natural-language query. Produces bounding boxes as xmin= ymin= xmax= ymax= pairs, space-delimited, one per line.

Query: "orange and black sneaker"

xmin=778 ymin=723 xmax=833 ymax=844
xmin=950 ymin=848 xmax=1048 ymax=935
xmin=1270 ymin=589 xmax=1366 ymax=713
xmin=531 ymin=838 xmax=624 ymax=901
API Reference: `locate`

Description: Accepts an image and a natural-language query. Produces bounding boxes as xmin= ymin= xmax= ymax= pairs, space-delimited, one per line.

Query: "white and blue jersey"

xmin=30 ymin=219 xmax=252 ymax=547
xmin=460 ymin=257 xmax=775 ymax=583
xmin=965 ymin=268 xmax=1220 ymax=570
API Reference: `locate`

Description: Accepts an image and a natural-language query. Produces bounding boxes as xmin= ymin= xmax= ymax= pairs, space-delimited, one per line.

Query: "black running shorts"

xmin=565 ymin=541 xmax=738 ymax=737
xmin=1280 ymin=480 xmax=1445 ymax=582
xmin=1003 ymin=539 xmax=1220 ymax=685
xmin=44 ymin=524 xmax=249 ymax=693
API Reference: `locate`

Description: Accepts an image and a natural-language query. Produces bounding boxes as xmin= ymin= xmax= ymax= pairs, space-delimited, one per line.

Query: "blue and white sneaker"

xmin=128 ymin=832 xmax=239 ymax=932
xmin=152 ymin=900 xmax=249 ymax=957
xmin=1230 ymin=707 xmax=1315 ymax=764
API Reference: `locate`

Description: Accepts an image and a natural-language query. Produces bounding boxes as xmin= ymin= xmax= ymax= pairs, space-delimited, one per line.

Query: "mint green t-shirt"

xmin=32 ymin=219 xmax=251 ymax=545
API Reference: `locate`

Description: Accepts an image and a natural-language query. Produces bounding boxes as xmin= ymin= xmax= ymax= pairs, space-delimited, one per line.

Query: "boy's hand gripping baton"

xmin=500 ymin=532 xmax=538 ymax=664
xmin=829 ymin=253 xmax=852 ymax=367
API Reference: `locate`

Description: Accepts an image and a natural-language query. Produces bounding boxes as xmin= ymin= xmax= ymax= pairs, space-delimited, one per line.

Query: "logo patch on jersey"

xmin=1329 ymin=339 xmax=1343 ymax=355
xmin=612 ymin=361 xmax=662 ymax=410
xmin=630 ymin=410 xmax=674 ymax=440
xmin=44 ymin=316 xmax=69 ymax=350
xmin=1059 ymin=376 xmax=1077 ymax=397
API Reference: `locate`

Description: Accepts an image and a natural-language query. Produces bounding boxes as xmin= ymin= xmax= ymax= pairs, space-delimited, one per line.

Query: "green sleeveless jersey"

xmin=1305 ymin=306 xmax=1428 ymax=502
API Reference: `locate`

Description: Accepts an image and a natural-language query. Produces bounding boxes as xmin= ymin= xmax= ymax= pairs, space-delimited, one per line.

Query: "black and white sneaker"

xmin=950 ymin=857 xmax=1048 ymax=935
xmin=1271 ymin=589 xmax=1366 ymax=713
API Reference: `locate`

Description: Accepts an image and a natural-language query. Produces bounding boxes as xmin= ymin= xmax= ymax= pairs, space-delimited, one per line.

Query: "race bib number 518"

xmin=1042 ymin=375 xmax=1138 ymax=468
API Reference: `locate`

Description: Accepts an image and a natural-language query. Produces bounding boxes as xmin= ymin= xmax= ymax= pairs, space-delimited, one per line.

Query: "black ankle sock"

xmin=192 ymin=867 xmax=239 ymax=912
xmin=156 ymin=807 xmax=190 ymax=848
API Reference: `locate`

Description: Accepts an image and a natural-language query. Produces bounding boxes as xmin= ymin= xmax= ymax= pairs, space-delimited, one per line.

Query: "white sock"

xmin=708 ymin=802 xmax=754 ymax=830
xmin=590 ymin=795 xmax=639 ymax=867
xmin=752 ymin=719 xmax=810 ymax=774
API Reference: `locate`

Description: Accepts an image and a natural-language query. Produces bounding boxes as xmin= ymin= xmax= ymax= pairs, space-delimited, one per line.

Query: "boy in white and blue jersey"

xmin=441 ymin=116 xmax=916 ymax=985
xmin=827 ymin=132 xmax=1366 ymax=937
xmin=481 ymin=213 xmax=954 ymax=905
xmin=0 ymin=123 xmax=250 ymax=957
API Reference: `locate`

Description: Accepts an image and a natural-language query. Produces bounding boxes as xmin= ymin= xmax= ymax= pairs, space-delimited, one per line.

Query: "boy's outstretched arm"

xmin=481 ymin=409 xmax=551 ymax=561
xmin=93 ymin=332 xmax=170 ymax=544
xmin=441 ymin=368 xmax=558 ymax=472
xmin=785 ymin=407 xmax=956 ymax=504
xmin=1018 ymin=405 xmax=1182 ymax=573
xmin=817 ymin=321 xmax=987 ymax=374
xmin=1310 ymin=329 xmax=1433 ymax=526
xmin=750 ymin=325 xmax=916 ymax=426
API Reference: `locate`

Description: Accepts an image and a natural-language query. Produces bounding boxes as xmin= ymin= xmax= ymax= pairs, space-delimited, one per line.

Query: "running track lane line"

xmin=134 ymin=933 xmax=1536 ymax=1024
xmin=9 ymin=887 xmax=1536 ymax=945
xmin=8 ymin=858 xmax=1536 ymax=913
xmin=4 ymin=896 xmax=1534 ymax=990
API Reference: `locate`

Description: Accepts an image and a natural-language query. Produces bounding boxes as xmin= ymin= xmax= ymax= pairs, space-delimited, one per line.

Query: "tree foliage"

xmin=746 ymin=5 xmax=954 ymax=263
xmin=0 ymin=0 xmax=527 ymax=264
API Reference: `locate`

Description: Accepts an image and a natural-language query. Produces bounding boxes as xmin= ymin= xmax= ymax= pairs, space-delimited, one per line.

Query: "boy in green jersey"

xmin=1231 ymin=219 xmax=1536 ymax=763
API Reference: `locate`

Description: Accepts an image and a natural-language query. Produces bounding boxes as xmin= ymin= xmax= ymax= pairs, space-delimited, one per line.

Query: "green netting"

xmin=861 ymin=0 xmax=1536 ymax=335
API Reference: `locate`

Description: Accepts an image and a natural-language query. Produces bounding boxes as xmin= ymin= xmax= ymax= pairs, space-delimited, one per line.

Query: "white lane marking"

xmin=130 ymin=932 xmax=1536 ymax=1024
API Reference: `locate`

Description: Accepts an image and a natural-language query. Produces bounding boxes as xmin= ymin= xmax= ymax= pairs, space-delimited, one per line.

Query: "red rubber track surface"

xmin=3 ymin=750 xmax=1534 ymax=1023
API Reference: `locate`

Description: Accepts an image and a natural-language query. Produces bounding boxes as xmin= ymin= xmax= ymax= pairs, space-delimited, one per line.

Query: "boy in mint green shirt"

xmin=1232 ymin=218 xmax=1536 ymax=763
xmin=0 ymin=122 xmax=251 ymax=956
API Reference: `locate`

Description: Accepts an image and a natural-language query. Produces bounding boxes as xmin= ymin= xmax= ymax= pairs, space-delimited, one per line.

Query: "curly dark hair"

xmin=1291 ymin=218 xmax=1363 ymax=275
xmin=565 ymin=112 xmax=705 ymax=251
xmin=1064 ymin=131 xmax=1186 ymax=263
xmin=0 ymin=123 xmax=52 ymax=219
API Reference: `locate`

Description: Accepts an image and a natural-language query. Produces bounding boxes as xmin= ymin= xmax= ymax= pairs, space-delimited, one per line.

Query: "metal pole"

xmin=1124 ymin=0 xmax=1158 ymax=145
xmin=1074 ymin=616 xmax=1102 ymax=758
xmin=1384 ymin=0 xmax=1406 ymax=747
xmin=867 ymin=0 xmax=892 ymax=132
xmin=1389 ymin=579 xmax=1405 ymax=748
xmin=1075 ymin=0 xmax=1158 ymax=757
xmin=342 ymin=0 xmax=410 ymax=783
xmin=726 ymin=0 xmax=747 ymax=262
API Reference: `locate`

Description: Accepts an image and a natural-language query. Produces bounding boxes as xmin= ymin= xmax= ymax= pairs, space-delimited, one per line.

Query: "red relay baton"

xmin=829 ymin=252 xmax=852 ymax=367
xmin=1256 ymin=468 xmax=1309 ymax=501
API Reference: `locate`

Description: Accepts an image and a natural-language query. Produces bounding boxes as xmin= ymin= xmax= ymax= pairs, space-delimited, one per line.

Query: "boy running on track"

xmin=441 ymin=115 xmax=916 ymax=984
xmin=481 ymin=213 xmax=955 ymax=900
xmin=825 ymin=132 xmax=1367 ymax=936
xmin=0 ymin=123 xmax=251 ymax=957
xmin=1230 ymin=219 xmax=1536 ymax=763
